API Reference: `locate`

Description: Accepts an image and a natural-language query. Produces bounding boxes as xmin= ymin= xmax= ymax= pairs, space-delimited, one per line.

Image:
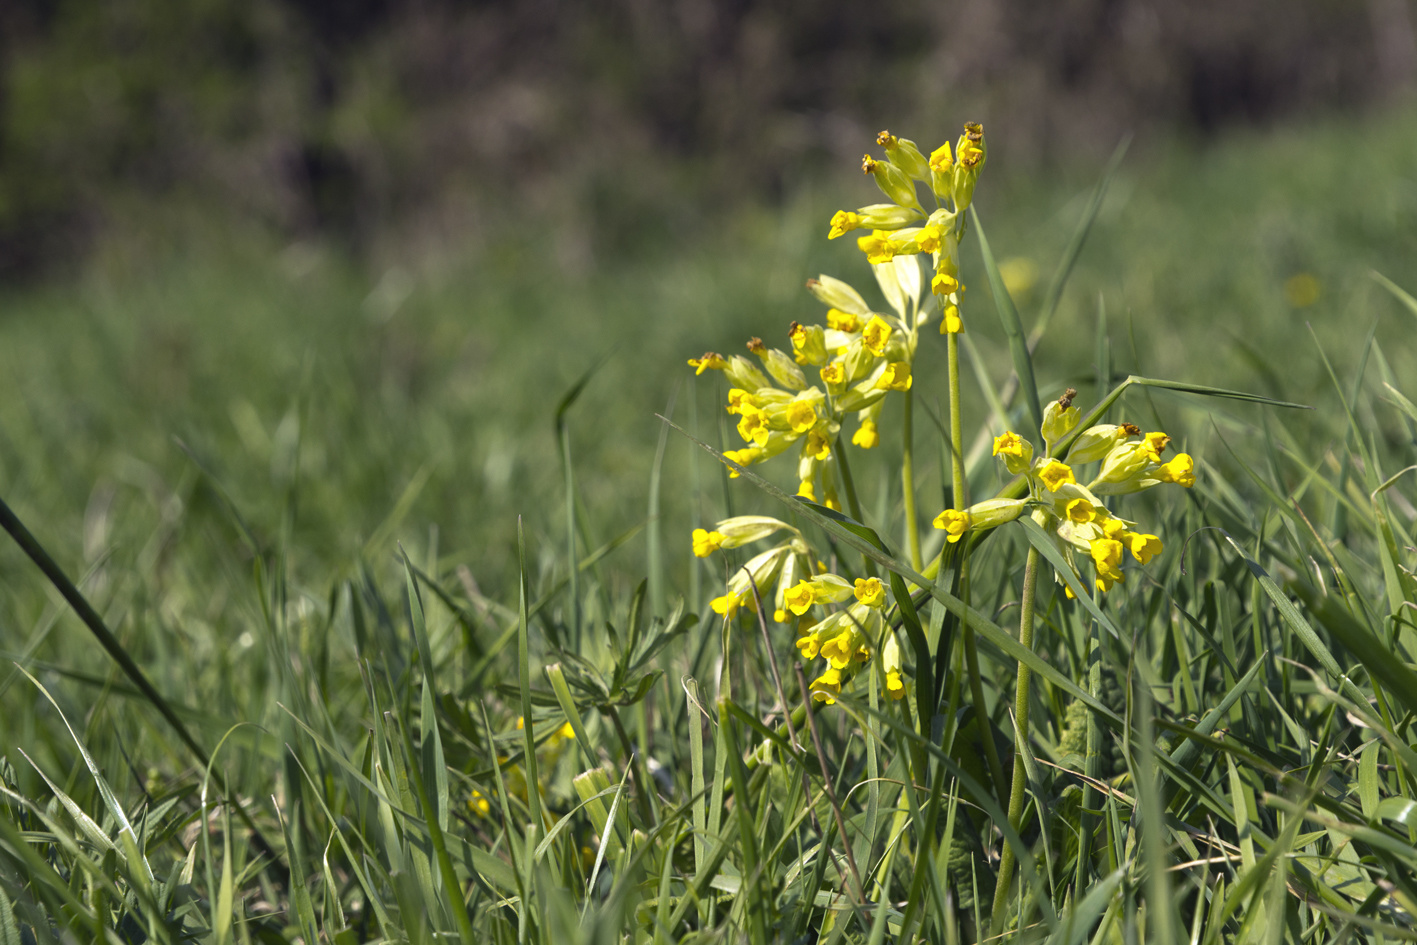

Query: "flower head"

xmin=1038 ymin=459 xmax=1077 ymax=492
xmin=692 ymin=528 xmax=725 ymax=557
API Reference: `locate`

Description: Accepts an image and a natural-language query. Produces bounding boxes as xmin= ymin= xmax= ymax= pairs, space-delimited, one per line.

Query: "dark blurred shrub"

xmin=1 ymin=0 xmax=1413 ymax=278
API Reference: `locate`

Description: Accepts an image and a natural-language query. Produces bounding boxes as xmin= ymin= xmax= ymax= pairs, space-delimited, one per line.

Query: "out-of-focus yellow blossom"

xmin=1038 ymin=460 xmax=1077 ymax=492
xmin=874 ymin=361 xmax=913 ymax=391
xmin=687 ymin=352 xmax=727 ymax=375
xmin=797 ymin=480 xmax=816 ymax=500
xmin=469 ymin=790 xmax=491 ymax=818
xmin=826 ymin=309 xmax=860 ymax=332
xmin=940 ymin=304 xmax=962 ymax=334
xmin=1090 ymin=538 xmax=1125 ymax=591
xmin=790 ymin=321 xmax=829 ymax=365
xmin=862 ymin=315 xmax=893 ymax=354
xmin=931 ymin=271 xmax=961 ymax=296
xmin=993 ymin=430 xmax=1033 ymax=475
xmin=853 ymin=419 xmax=880 ymax=449
xmin=854 ymin=577 xmax=885 ymax=607
xmin=692 ymin=528 xmax=725 ymax=557
xmin=810 ymin=667 xmax=843 ymax=704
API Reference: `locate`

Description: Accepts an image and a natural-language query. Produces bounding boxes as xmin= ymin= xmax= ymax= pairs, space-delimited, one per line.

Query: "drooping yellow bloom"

xmin=1090 ymin=538 xmax=1125 ymax=591
xmin=940 ymin=304 xmax=962 ymax=334
xmin=992 ymin=430 xmax=1033 ymax=474
xmin=725 ymin=388 xmax=756 ymax=415
xmin=797 ymin=479 xmax=816 ymax=501
xmin=1126 ymin=531 xmax=1163 ymax=565
xmin=796 ymin=631 xmax=821 ymax=660
xmin=853 ymin=419 xmax=880 ymax=449
xmin=721 ymin=447 xmax=761 ymax=477
xmin=1141 ymin=432 xmax=1171 ymax=462
xmin=820 ymin=626 xmax=865 ymax=670
xmin=803 ymin=428 xmax=831 ymax=460
xmin=931 ymin=270 xmax=961 ymax=296
xmin=826 ymin=308 xmax=861 ymax=332
xmin=862 ymin=315 xmax=893 ymax=354
xmin=828 ymin=210 xmax=862 ymax=239
xmin=874 ymin=361 xmax=913 ymax=391
xmin=692 ymin=528 xmax=726 ymax=557
xmin=711 ymin=590 xmax=746 ymax=617
xmin=916 ymin=222 xmax=945 ymax=254
xmin=809 ymin=667 xmax=843 ymax=704
xmin=933 ymin=508 xmax=970 ymax=543
xmin=1156 ymin=453 xmax=1196 ymax=487
xmin=854 ymin=577 xmax=885 ymax=607
xmin=687 ymin=352 xmax=728 ymax=375
xmin=1038 ymin=459 xmax=1077 ymax=492
xmin=857 ymin=230 xmax=897 ymax=265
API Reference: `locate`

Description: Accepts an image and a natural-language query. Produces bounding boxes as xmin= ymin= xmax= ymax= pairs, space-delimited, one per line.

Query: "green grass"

xmin=0 ymin=104 xmax=1415 ymax=942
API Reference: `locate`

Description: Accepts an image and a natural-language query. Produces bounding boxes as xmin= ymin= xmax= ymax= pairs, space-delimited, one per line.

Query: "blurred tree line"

xmin=1 ymin=0 xmax=1413 ymax=280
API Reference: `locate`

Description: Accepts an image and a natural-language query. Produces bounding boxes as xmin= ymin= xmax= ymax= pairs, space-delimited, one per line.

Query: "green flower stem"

xmin=901 ymin=388 xmax=923 ymax=571
xmin=990 ymin=543 xmax=1042 ymax=932
xmin=946 ymin=333 xmax=967 ymax=509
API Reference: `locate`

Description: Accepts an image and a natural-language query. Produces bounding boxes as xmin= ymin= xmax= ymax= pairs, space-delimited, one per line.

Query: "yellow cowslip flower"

xmin=725 ymin=388 xmax=757 ymax=416
xmin=785 ymin=399 xmax=818 ymax=434
xmin=692 ymin=528 xmax=726 ymax=557
xmin=854 ymin=577 xmax=885 ymax=607
xmin=784 ymin=580 xmax=816 ymax=616
xmin=469 ymin=790 xmax=491 ymax=818
xmin=1089 ymin=538 xmax=1125 ymax=592
xmin=931 ymin=270 xmax=961 ymax=296
xmin=736 ymin=404 xmax=768 ymax=444
xmin=702 ymin=514 xmax=797 ymax=550
xmin=852 ymin=419 xmax=880 ymax=449
xmin=803 ymin=428 xmax=831 ymax=461
xmin=820 ymin=626 xmax=865 ymax=670
xmin=721 ymin=447 xmax=762 ymax=477
xmin=958 ymin=142 xmax=984 ymax=168
xmin=1141 ymin=432 xmax=1171 ymax=462
xmin=857 ymin=230 xmax=897 ymax=265
xmin=1065 ymin=498 xmax=1098 ymax=524
xmin=796 ymin=630 xmax=822 ymax=660
xmin=862 ymin=315 xmax=893 ymax=354
xmin=1038 ymin=459 xmax=1077 ymax=492
xmin=933 ymin=508 xmax=970 ymax=543
xmin=940 ymin=303 xmax=962 ymax=334
xmin=1156 ymin=453 xmax=1195 ymax=487
xmin=915 ymin=222 xmax=945 ymax=254
xmin=928 ymin=141 xmax=953 ymax=173
xmin=828 ymin=210 xmax=862 ymax=239
xmin=1041 ymin=390 xmax=1080 ymax=448
xmin=819 ymin=362 xmax=845 ymax=386
xmin=874 ymin=361 xmax=913 ymax=391
xmin=886 ymin=670 xmax=906 ymax=700
xmin=826 ymin=308 xmax=860 ymax=332
xmin=687 ymin=352 xmax=728 ymax=375
xmin=711 ymin=590 xmax=746 ymax=617
xmin=789 ymin=321 xmax=828 ymax=365
xmin=1126 ymin=531 xmax=1162 ymax=565
xmin=992 ymin=431 xmax=1033 ymax=475
xmin=809 ymin=667 xmax=843 ymax=704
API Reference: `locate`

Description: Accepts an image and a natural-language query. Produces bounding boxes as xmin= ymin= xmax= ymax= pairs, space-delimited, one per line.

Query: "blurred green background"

xmin=1 ymin=0 xmax=1416 ymax=599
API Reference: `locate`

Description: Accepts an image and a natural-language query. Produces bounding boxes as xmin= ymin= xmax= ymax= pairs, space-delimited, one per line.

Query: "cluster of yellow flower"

xmin=932 ymin=390 xmax=1196 ymax=593
xmin=693 ymin=513 xmax=905 ymax=705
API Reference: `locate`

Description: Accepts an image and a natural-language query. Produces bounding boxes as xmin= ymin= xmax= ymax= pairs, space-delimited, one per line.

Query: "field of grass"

xmin=0 ymin=103 xmax=1416 ymax=943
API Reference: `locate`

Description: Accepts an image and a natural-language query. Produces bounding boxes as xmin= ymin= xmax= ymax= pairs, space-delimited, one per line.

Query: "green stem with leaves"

xmin=990 ymin=543 xmax=1041 ymax=932
xmin=901 ymin=389 xmax=923 ymax=571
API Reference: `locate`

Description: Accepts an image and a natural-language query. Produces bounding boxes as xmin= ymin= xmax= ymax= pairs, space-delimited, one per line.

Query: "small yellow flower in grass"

xmin=819 ymin=362 xmax=845 ymax=386
xmin=931 ymin=270 xmax=961 ymax=296
xmin=828 ymin=210 xmax=862 ymax=239
xmin=692 ymin=528 xmax=726 ymax=557
xmin=940 ymin=303 xmax=962 ymax=334
xmin=1284 ymin=272 xmax=1321 ymax=308
xmin=1126 ymin=532 xmax=1163 ymax=565
xmin=1090 ymin=538 xmax=1125 ymax=592
xmin=469 ymin=790 xmax=491 ymax=818
xmin=886 ymin=670 xmax=906 ymax=700
xmin=797 ymin=480 xmax=816 ymax=501
xmin=853 ymin=419 xmax=880 ymax=449
xmin=862 ymin=315 xmax=893 ymax=354
xmin=857 ymin=230 xmax=897 ymax=265
xmin=711 ymin=590 xmax=746 ymax=617
xmin=933 ymin=508 xmax=970 ymax=543
xmin=874 ymin=361 xmax=913 ymax=391
xmin=1156 ymin=453 xmax=1195 ymax=487
xmin=820 ymin=628 xmax=863 ymax=670
xmin=796 ymin=631 xmax=821 ymax=660
xmin=854 ymin=577 xmax=885 ymax=607
xmin=809 ymin=667 xmax=843 ymax=704
xmin=826 ymin=308 xmax=860 ymax=332
xmin=1038 ymin=459 xmax=1077 ymax=492
xmin=992 ymin=430 xmax=1033 ymax=475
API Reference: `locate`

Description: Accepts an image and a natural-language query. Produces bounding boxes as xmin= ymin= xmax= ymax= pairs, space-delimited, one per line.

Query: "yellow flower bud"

xmin=877 ymin=130 xmax=930 ymax=180
xmin=939 ymin=304 xmax=963 ymax=334
xmin=992 ymin=431 xmax=1034 ymax=475
xmin=874 ymin=361 xmax=913 ymax=392
xmin=797 ymin=479 xmax=816 ymax=501
xmin=862 ymin=154 xmax=921 ymax=210
xmin=1041 ymin=389 xmax=1080 ymax=450
xmin=1065 ymin=423 xmax=1136 ymax=465
xmin=789 ymin=321 xmax=828 ymax=365
xmin=807 ymin=275 xmax=870 ymax=315
xmin=746 ymin=337 xmax=807 ymax=390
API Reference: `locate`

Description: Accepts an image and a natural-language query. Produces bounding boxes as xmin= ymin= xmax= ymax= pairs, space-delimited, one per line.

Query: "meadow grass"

xmin=0 ymin=105 xmax=1415 ymax=943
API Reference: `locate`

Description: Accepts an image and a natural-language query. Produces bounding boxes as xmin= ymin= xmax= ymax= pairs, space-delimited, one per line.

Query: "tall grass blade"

xmin=972 ymin=208 xmax=1043 ymax=435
